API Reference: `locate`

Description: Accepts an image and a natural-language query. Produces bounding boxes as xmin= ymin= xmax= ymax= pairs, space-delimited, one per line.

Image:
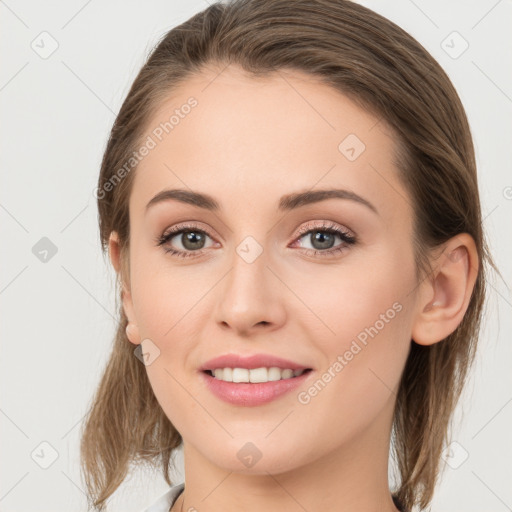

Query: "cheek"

xmin=130 ymin=242 xmax=207 ymax=339
xmin=290 ymin=243 xmax=416 ymax=344
xmin=291 ymin=247 xmax=415 ymax=406
xmin=291 ymin=291 xmax=412 ymax=453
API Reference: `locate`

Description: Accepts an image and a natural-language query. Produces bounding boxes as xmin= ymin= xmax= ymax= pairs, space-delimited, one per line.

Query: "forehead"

xmin=131 ymin=64 xmax=409 ymax=223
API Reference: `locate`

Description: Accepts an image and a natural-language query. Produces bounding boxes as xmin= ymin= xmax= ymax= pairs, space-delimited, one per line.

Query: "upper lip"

xmin=200 ymin=353 xmax=312 ymax=371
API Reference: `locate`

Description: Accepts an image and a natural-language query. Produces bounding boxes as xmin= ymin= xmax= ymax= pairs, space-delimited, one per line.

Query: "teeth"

xmin=209 ymin=367 xmax=307 ymax=383
xmin=249 ymin=368 xmax=266 ymax=383
xmin=233 ymin=368 xmax=249 ymax=383
xmin=267 ymin=367 xmax=282 ymax=382
xmin=213 ymin=368 xmax=225 ymax=380
xmin=282 ymin=369 xmax=293 ymax=379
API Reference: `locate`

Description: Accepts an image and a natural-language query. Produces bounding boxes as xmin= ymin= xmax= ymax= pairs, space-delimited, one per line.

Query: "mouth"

xmin=200 ymin=367 xmax=314 ymax=406
xmin=198 ymin=353 xmax=314 ymax=405
xmin=203 ymin=367 xmax=313 ymax=383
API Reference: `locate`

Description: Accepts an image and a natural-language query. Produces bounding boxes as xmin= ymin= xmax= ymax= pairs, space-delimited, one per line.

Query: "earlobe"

xmin=412 ymin=234 xmax=479 ymax=346
xmin=125 ymin=321 xmax=142 ymax=345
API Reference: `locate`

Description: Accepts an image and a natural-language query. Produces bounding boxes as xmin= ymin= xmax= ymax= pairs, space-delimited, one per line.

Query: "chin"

xmin=199 ymin=438 xmax=304 ymax=475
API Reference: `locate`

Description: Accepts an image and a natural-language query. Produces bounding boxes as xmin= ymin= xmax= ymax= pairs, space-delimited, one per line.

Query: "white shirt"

xmin=142 ymin=483 xmax=185 ymax=512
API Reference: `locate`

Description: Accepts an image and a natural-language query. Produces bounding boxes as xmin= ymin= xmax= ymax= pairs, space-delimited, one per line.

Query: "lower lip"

xmin=200 ymin=370 xmax=313 ymax=406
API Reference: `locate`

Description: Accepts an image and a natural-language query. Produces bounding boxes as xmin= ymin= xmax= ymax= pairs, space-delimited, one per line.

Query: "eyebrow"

xmin=145 ymin=188 xmax=379 ymax=215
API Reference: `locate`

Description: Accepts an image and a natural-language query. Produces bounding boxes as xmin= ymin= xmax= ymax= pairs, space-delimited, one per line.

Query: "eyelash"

xmin=154 ymin=221 xmax=357 ymax=259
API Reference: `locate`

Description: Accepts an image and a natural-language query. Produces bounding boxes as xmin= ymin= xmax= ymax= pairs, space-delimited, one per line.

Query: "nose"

xmin=213 ymin=243 xmax=286 ymax=336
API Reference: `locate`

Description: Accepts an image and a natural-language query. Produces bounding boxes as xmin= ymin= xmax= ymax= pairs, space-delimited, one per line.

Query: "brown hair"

xmin=80 ymin=0 xmax=497 ymax=510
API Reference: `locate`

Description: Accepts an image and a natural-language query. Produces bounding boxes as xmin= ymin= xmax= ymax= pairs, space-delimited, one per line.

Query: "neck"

xmin=173 ymin=401 xmax=400 ymax=512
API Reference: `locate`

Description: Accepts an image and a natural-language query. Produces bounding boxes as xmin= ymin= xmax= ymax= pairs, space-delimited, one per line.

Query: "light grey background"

xmin=1 ymin=1 xmax=511 ymax=511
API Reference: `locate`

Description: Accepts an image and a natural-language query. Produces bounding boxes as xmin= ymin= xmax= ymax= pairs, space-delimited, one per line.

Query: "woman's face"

xmin=116 ymin=65 xmax=422 ymax=474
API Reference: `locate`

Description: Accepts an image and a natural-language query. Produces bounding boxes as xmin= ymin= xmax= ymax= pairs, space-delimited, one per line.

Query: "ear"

xmin=108 ymin=231 xmax=141 ymax=345
xmin=411 ymin=233 xmax=479 ymax=346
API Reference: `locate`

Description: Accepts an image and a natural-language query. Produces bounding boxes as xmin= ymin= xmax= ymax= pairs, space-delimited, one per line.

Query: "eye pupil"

xmin=311 ymin=231 xmax=335 ymax=250
xmin=182 ymin=231 xmax=205 ymax=250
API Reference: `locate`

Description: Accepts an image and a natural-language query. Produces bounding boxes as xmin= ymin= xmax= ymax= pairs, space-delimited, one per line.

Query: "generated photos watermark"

xmin=297 ymin=301 xmax=403 ymax=405
xmin=93 ymin=96 xmax=198 ymax=200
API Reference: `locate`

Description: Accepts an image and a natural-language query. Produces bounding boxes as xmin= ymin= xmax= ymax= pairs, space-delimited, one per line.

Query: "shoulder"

xmin=141 ymin=483 xmax=185 ymax=512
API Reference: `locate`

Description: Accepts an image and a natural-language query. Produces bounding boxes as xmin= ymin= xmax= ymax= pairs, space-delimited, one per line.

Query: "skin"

xmin=108 ymin=64 xmax=478 ymax=512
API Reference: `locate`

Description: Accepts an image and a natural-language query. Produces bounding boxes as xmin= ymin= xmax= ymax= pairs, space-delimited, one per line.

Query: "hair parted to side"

xmin=80 ymin=0 xmax=497 ymax=510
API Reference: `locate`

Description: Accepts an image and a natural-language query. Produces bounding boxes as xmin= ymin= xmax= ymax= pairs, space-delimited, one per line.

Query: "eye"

xmin=291 ymin=220 xmax=357 ymax=258
xmin=155 ymin=220 xmax=357 ymax=259
xmin=154 ymin=222 xmax=216 ymax=259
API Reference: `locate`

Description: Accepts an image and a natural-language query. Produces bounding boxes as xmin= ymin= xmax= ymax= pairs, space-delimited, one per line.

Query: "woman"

xmin=80 ymin=1 xmax=495 ymax=511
